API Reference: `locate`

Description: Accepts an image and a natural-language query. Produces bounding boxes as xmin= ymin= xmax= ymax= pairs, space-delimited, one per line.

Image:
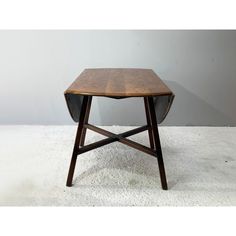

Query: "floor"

xmin=0 ymin=126 xmax=235 ymax=206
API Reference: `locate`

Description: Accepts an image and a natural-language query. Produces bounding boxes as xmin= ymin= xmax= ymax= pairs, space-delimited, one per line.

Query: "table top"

xmin=65 ymin=68 xmax=173 ymax=97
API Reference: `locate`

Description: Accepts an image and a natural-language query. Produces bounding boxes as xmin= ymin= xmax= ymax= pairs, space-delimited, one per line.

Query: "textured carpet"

xmin=0 ymin=126 xmax=235 ymax=206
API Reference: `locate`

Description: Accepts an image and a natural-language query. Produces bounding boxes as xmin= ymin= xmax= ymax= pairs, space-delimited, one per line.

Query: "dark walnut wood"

xmin=65 ymin=68 xmax=173 ymax=97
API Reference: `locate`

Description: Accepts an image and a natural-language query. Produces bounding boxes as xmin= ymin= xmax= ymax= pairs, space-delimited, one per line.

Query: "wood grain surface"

xmin=65 ymin=68 xmax=173 ymax=97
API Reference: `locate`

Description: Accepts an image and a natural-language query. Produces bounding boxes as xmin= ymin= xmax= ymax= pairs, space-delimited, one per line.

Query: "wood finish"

xmin=65 ymin=68 xmax=173 ymax=97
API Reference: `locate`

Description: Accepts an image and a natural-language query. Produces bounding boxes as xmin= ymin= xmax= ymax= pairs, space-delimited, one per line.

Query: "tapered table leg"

xmin=66 ymin=96 xmax=89 ymax=187
xmin=147 ymin=97 xmax=168 ymax=190
xmin=79 ymin=96 xmax=92 ymax=147
xmin=144 ymin=97 xmax=155 ymax=149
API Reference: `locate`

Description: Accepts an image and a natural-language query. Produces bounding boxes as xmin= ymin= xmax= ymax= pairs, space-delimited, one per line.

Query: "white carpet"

xmin=0 ymin=126 xmax=235 ymax=206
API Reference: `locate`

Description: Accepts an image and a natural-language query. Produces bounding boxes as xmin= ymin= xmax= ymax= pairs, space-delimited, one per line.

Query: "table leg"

xmin=66 ymin=96 xmax=89 ymax=187
xmin=144 ymin=97 xmax=155 ymax=149
xmin=147 ymin=97 xmax=168 ymax=190
xmin=79 ymin=96 xmax=92 ymax=147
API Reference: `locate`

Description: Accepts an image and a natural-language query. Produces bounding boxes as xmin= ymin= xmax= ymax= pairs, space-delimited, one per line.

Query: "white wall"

xmin=0 ymin=30 xmax=236 ymax=126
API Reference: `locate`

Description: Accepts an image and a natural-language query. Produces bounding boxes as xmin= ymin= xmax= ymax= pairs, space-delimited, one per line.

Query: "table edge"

xmin=64 ymin=90 xmax=174 ymax=97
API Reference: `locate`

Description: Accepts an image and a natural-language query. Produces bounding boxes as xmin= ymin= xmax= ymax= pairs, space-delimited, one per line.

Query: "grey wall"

xmin=0 ymin=30 xmax=235 ymax=126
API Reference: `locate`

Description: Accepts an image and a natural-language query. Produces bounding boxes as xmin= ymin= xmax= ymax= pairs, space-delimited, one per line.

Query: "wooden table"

xmin=64 ymin=68 xmax=175 ymax=190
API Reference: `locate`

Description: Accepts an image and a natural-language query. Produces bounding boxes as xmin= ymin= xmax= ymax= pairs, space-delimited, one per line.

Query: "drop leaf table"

xmin=64 ymin=68 xmax=174 ymax=190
